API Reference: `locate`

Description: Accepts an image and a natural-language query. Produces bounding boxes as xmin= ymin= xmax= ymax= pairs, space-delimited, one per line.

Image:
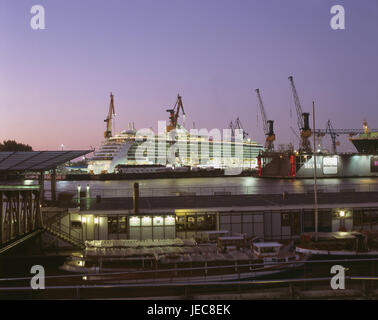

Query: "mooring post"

xmin=289 ymin=283 xmax=295 ymax=299
xmin=0 ymin=191 xmax=3 ymax=245
xmin=51 ymin=168 xmax=57 ymax=202
xmin=133 ymin=182 xmax=139 ymax=214
xmin=38 ymin=171 xmax=45 ymax=204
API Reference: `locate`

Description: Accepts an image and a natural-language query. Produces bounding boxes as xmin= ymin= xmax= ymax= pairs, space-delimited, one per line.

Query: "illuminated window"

xmin=130 ymin=216 xmax=140 ymax=226
xmin=71 ymin=221 xmax=82 ymax=229
xmin=153 ymin=216 xmax=163 ymax=226
xmin=165 ymin=216 xmax=175 ymax=226
xmin=141 ymin=216 xmax=152 ymax=226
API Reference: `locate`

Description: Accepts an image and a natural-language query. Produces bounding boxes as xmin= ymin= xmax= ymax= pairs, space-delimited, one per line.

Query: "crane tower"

xmin=166 ymin=94 xmax=186 ymax=132
xmin=255 ymin=89 xmax=275 ymax=152
xmin=104 ymin=92 xmax=116 ymax=139
xmin=288 ymin=76 xmax=312 ymax=153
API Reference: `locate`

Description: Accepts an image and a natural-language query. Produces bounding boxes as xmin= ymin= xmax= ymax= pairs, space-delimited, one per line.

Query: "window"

xmin=319 ymin=210 xmax=332 ymax=229
xmin=370 ymin=210 xmax=378 ymax=224
xmin=353 ymin=210 xmax=363 ymax=226
xmin=108 ymin=216 xmax=118 ymax=234
xmin=197 ymin=214 xmax=216 ymax=231
xmin=119 ymin=216 xmax=127 ymax=233
xmin=176 ymin=213 xmax=216 ymax=231
xmin=187 ymin=216 xmax=196 ymax=230
xmin=71 ymin=221 xmax=82 ymax=229
xmin=176 ymin=216 xmax=186 ymax=231
xmin=108 ymin=216 xmax=127 ymax=234
xmin=281 ymin=213 xmax=290 ymax=226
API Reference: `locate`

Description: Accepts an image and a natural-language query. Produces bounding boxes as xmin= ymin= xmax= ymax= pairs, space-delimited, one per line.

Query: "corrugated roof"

xmin=0 ymin=151 xmax=91 ymax=171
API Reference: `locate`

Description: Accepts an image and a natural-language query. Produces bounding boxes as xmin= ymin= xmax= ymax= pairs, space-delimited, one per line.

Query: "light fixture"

xmin=339 ymin=211 xmax=345 ymax=218
xmin=165 ymin=216 xmax=175 ymax=225
xmin=81 ymin=216 xmax=87 ymax=223
xmin=94 ymin=217 xmax=99 ymax=224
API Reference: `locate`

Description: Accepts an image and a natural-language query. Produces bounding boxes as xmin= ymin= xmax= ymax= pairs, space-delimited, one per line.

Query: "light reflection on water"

xmin=37 ymin=176 xmax=378 ymax=197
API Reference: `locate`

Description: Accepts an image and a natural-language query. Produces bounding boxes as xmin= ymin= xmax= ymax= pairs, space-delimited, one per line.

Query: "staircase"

xmin=42 ymin=208 xmax=85 ymax=249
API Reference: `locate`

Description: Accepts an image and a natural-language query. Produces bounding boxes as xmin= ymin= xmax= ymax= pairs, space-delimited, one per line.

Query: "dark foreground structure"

xmin=41 ymin=189 xmax=378 ymax=244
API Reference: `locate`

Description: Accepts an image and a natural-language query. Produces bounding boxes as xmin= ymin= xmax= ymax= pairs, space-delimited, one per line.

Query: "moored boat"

xmin=61 ymin=237 xmax=309 ymax=283
xmin=296 ymin=231 xmax=378 ymax=259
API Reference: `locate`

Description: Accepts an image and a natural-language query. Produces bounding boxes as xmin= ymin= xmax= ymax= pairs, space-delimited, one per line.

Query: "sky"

xmin=1 ymin=0 xmax=377 ymax=152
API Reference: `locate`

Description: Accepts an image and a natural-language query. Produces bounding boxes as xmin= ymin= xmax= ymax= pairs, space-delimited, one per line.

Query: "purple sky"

xmin=1 ymin=0 xmax=378 ymax=152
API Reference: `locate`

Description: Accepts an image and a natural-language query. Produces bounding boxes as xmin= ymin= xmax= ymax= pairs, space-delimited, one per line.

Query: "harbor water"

xmin=40 ymin=176 xmax=378 ymax=198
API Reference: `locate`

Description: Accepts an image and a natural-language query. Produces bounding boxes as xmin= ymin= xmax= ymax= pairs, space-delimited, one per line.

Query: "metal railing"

xmin=0 ymin=275 xmax=377 ymax=299
xmin=42 ymin=210 xmax=84 ymax=248
xmin=44 ymin=223 xmax=83 ymax=248
xmin=1 ymin=257 xmax=378 ymax=283
xmin=1 ymin=257 xmax=378 ymax=298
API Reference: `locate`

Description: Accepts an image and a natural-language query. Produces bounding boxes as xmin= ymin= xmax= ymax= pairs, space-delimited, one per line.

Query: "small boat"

xmin=60 ymin=237 xmax=309 ymax=284
xmin=296 ymin=231 xmax=378 ymax=259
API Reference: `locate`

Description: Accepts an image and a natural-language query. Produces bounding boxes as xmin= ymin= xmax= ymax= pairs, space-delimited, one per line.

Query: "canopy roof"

xmin=0 ymin=151 xmax=91 ymax=172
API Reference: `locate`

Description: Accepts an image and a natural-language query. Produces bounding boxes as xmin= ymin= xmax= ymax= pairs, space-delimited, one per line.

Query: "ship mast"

xmin=104 ymin=93 xmax=115 ymax=138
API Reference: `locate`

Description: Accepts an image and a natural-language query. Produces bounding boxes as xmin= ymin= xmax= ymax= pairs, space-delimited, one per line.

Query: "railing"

xmin=0 ymin=256 xmax=377 ymax=299
xmin=1 ymin=274 xmax=378 ymax=299
xmin=45 ymin=222 xmax=83 ymax=248
xmin=42 ymin=209 xmax=68 ymax=226
xmin=42 ymin=209 xmax=83 ymax=248
xmin=43 ymin=183 xmax=378 ymax=200
xmin=1 ymin=257 xmax=377 ymax=284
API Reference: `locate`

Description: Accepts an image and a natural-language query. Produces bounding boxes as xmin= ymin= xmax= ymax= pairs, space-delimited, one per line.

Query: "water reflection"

xmin=38 ymin=176 xmax=378 ymax=198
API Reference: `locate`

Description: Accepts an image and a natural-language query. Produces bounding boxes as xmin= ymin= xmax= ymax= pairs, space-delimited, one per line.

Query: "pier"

xmin=0 ymin=151 xmax=91 ymax=253
xmin=0 ymin=185 xmax=42 ymax=252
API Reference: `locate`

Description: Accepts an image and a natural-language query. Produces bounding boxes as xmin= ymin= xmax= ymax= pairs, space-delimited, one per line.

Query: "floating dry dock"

xmin=258 ymin=152 xmax=378 ymax=178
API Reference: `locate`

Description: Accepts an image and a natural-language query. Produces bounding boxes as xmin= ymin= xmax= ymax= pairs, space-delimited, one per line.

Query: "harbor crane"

xmin=167 ymin=94 xmax=185 ymax=132
xmin=325 ymin=120 xmax=340 ymax=154
xmin=255 ymin=89 xmax=275 ymax=152
xmin=166 ymin=94 xmax=186 ymax=132
xmin=228 ymin=118 xmax=248 ymax=139
xmin=288 ymin=76 xmax=312 ymax=153
xmin=228 ymin=120 xmax=235 ymax=137
xmin=104 ymin=92 xmax=116 ymax=138
xmin=290 ymin=126 xmax=300 ymax=144
xmin=234 ymin=117 xmax=248 ymax=139
xmin=314 ymin=120 xmax=378 ymax=154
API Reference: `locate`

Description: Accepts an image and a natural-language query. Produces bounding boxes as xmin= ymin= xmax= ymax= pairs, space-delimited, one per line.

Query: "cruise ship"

xmin=88 ymin=94 xmax=264 ymax=174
